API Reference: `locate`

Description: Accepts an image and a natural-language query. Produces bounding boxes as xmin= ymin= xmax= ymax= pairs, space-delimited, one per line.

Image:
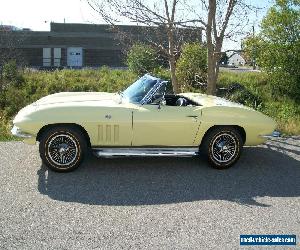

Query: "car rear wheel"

xmin=201 ymin=127 xmax=243 ymax=169
xmin=39 ymin=126 xmax=87 ymax=172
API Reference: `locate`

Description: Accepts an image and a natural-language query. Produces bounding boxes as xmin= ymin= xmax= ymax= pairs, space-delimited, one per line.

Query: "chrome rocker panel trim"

xmin=92 ymin=147 xmax=199 ymax=158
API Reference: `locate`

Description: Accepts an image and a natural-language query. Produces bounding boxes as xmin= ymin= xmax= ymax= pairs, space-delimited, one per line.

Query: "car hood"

xmin=13 ymin=92 xmax=132 ymax=127
xmin=34 ymin=92 xmax=120 ymax=106
xmin=182 ymin=93 xmax=253 ymax=110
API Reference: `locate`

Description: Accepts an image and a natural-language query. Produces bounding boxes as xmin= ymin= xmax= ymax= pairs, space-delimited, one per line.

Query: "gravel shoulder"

xmin=0 ymin=138 xmax=299 ymax=249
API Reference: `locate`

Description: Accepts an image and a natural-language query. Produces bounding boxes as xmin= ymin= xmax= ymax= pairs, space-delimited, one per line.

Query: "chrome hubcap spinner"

xmin=47 ymin=134 xmax=78 ymax=166
xmin=212 ymin=133 xmax=237 ymax=163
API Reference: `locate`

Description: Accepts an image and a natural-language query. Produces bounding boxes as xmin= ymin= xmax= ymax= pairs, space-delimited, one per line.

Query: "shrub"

xmin=225 ymin=88 xmax=263 ymax=110
xmin=176 ymin=43 xmax=207 ymax=91
xmin=126 ymin=44 xmax=159 ymax=75
xmin=1 ymin=60 xmax=24 ymax=89
xmin=2 ymin=60 xmax=18 ymax=81
xmin=2 ymin=87 xmax=27 ymax=117
xmin=0 ymin=110 xmax=16 ymax=141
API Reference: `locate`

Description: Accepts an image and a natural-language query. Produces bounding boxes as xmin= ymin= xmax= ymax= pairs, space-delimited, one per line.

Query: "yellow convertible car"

xmin=12 ymin=75 xmax=279 ymax=172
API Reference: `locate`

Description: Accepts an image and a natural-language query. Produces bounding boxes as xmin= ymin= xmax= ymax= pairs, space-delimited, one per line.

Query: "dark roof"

xmin=50 ymin=22 xmax=202 ymax=34
xmin=51 ymin=22 xmax=147 ymax=33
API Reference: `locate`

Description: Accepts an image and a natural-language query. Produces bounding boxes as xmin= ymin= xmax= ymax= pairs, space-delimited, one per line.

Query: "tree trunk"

xmin=207 ymin=41 xmax=222 ymax=95
xmin=167 ymin=28 xmax=179 ymax=94
xmin=206 ymin=0 xmax=237 ymax=95
xmin=206 ymin=51 xmax=217 ymax=95
xmin=169 ymin=53 xmax=179 ymax=94
xmin=206 ymin=0 xmax=217 ymax=95
xmin=206 ymin=51 xmax=222 ymax=95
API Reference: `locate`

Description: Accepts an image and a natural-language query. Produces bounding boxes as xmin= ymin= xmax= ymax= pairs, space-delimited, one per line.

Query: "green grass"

xmin=0 ymin=112 xmax=18 ymax=141
xmin=218 ymin=71 xmax=300 ymax=135
xmin=0 ymin=68 xmax=299 ymax=141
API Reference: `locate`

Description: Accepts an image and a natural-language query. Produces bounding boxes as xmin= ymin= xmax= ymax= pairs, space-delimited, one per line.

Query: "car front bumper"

xmin=11 ymin=125 xmax=33 ymax=138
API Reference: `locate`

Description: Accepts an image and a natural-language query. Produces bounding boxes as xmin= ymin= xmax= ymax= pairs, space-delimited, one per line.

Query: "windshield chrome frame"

xmin=140 ymin=80 xmax=168 ymax=105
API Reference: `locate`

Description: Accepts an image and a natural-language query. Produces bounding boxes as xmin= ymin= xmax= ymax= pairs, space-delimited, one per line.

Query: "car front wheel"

xmin=39 ymin=126 xmax=87 ymax=172
xmin=202 ymin=127 xmax=243 ymax=169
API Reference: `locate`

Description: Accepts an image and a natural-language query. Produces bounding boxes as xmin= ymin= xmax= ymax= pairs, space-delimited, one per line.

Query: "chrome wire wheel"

xmin=47 ymin=134 xmax=79 ymax=167
xmin=40 ymin=126 xmax=87 ymax=172
xmin=211 ymin=133 xmax=237 ymax=163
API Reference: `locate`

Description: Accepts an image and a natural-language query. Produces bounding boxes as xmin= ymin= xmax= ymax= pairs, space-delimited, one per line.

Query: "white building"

xmin=228 ymin=52 xmax=246 ymax=66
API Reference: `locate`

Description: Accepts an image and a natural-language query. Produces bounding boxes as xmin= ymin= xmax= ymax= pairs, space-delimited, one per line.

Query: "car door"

xmin=132 ymin=104 xmax=201 ymax=146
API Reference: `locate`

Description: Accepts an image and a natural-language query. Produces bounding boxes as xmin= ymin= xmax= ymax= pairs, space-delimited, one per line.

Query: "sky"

xmin=0 ymin=0 xmax=273 ymax=51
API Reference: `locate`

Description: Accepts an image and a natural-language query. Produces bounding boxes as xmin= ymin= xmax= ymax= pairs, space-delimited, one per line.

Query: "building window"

xmin=43 ymin=48 xmax=51 ymax=67
xmin=54 ymin=48 xmax=61 ymax=67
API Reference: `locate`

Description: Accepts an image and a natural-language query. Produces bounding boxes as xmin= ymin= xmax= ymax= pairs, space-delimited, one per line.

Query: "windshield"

xmin=122 ymin=75 xmax=158 ymax=103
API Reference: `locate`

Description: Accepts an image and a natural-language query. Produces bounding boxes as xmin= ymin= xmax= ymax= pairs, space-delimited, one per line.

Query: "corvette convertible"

xmin=12 ymin=74 xmax=279 ymax=172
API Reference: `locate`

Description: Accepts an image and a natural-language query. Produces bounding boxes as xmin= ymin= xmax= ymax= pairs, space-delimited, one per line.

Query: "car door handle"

xmin=186 ymin=115 xmax=198 ymax=118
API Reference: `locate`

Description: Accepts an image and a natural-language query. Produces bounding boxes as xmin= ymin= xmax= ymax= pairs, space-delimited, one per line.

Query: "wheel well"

xmin=36 ymin=123 xmax=91 ymax=148
xmin=199 ymin=125 xmax=246 ymax=147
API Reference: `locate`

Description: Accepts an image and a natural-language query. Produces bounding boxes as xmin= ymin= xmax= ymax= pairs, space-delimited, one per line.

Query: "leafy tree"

xmin=261 ymin=0 xmax=299 ymax=99
xmin=176 ymin=43 xmax=207 ymax=91
xmin=242 ymin=36 xmax=264 ymax=66
xmin=245 ymin=0 xmax=300 ymax=100
xmin=126 ymin=44 xmax=158 ymax=75
xmin=261 ymin=0 xmax=300 ymax=44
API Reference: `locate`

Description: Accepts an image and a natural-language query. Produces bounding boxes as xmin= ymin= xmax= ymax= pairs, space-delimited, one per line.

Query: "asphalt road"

xmin=0 ymin=138 xmax=299 ymax=249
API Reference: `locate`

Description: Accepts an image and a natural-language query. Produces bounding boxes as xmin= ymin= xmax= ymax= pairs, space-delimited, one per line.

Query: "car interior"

xmin=151 ymin=94 xmax=198 ymax=107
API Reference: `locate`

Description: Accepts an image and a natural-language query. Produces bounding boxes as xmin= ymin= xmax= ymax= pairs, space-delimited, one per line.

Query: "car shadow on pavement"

xmin=37 ymin=146 xmax=300 ymax=207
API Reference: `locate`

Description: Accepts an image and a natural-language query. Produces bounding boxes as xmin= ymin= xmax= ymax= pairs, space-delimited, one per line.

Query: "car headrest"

xmin=176 ymin=97 xmax=187 ymax=106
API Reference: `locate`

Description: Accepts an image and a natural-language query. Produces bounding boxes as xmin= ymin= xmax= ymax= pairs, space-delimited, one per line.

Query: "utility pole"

xmin=252 ymin=25 xmax=256 ymax=70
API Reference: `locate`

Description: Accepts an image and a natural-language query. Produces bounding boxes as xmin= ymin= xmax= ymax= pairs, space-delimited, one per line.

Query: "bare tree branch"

xmin=86 ymin=0 xmax=260 ymax=95
xmin=87 ymin=0 xmax=204 ymax=93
